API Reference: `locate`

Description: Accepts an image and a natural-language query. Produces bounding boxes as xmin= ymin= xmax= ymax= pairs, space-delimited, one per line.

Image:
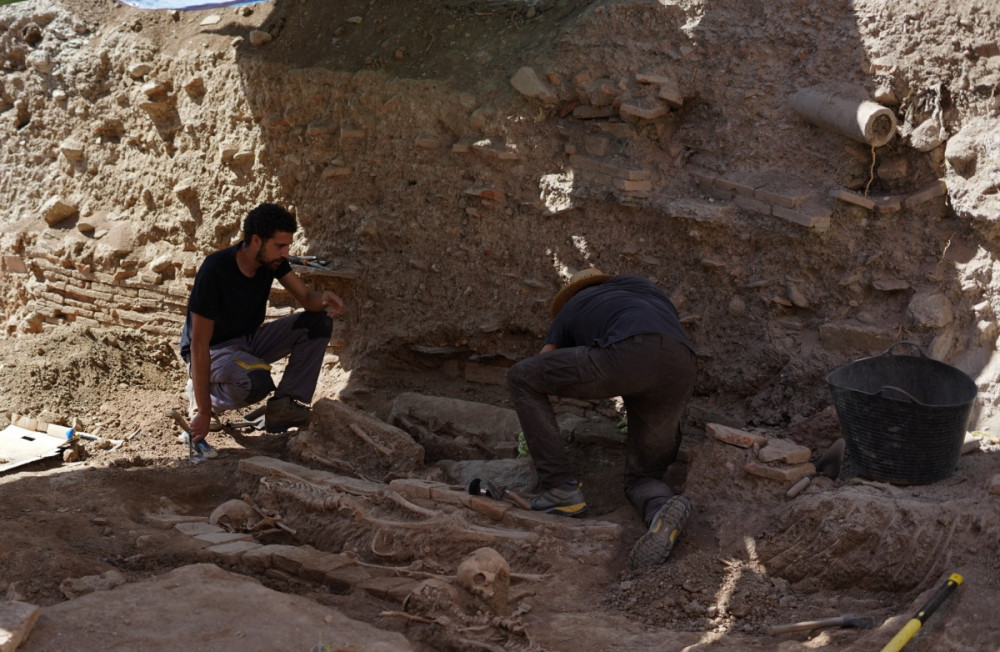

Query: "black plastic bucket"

xmin=826 ymin=341 xmax=977 ymax=485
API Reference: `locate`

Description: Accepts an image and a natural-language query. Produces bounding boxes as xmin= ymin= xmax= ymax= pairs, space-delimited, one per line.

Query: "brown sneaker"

xmin=265 ymin=396 xmax=312 ymax=433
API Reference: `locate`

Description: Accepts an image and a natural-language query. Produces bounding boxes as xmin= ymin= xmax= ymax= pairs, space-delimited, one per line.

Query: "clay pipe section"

xmin=788 ymin=84 xmax=897 ymax=147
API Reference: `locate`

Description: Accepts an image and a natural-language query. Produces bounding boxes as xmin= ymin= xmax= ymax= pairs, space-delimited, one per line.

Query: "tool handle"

xmin=768 ymin=616 xmax=846 ymax=635
xmin=916 ymin=573 xmax=963 ymax=622
xmin=880 ymin=573 xmax=963 ymax=652
xmin=505 ymin=490 xmax=533 ymax=511
xmin=168 ymin=409 xmax=191 ymax=433
xmin=786 ymin=475 xmax=813 ymax=498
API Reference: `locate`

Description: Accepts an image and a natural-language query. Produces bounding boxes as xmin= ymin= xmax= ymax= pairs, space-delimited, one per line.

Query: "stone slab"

xmin=0 ymin=600 xmax=40 ymax=652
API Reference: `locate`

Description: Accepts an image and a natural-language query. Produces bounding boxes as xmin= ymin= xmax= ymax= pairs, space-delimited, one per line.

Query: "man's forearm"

xmin=190 ymin=346 xmax=212 ymax=415
xmin=300 ymin=289 xmax=326 ymax=312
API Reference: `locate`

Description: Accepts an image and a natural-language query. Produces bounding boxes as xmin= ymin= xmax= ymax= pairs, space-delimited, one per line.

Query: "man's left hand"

xmin=322 ymin=291 xmax=345 ymax=318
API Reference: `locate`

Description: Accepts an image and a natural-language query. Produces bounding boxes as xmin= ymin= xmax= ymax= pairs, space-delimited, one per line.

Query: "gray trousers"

xmin=507 ymin=333 xmax=696 ymax=525
xmin=189 ymin=311 xmax=332 ymax=413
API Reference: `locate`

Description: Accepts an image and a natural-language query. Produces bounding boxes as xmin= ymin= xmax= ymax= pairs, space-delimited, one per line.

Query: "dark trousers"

xmin=507 ymin=333 xmax=696 ymax=524
xmin=188 ymin=311 xmax=332 ymax=413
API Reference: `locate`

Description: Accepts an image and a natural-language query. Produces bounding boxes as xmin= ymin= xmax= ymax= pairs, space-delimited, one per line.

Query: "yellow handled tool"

xmin=881 ymin=573 xmax=963 ymax=652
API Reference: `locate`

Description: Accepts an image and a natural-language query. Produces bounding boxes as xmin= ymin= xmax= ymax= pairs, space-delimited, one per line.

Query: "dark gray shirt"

xmin=546 ymin=275 xmax=693 ymax=352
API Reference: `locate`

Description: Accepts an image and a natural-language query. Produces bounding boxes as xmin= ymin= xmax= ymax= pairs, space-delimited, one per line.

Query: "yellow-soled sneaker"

xmin=529 ymin=481 xmax=588 ymax=517
xmin=628 ymin=495 xmax=691 ymax=569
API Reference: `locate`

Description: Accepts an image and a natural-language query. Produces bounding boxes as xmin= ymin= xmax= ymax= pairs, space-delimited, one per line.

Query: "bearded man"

xmin=179 ymin=203 xmax=344 ymax=453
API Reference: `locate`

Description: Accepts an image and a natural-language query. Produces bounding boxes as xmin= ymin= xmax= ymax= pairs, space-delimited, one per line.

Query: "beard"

xmin=256 ymin=249 xmax=284 ymax=271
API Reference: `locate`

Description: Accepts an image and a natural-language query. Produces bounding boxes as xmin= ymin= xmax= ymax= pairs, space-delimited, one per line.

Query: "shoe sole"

xmin=545 ymin=503 xmax=588 ymax=518
xmin=628 ymin=496 xmax=691 ymax=569
xmin=538 ymin=502 xmax=589 ymax=517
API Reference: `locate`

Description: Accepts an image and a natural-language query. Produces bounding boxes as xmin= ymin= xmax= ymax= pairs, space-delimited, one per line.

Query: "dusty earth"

xmin=2 ymin=0 xmax=1000 ymax=650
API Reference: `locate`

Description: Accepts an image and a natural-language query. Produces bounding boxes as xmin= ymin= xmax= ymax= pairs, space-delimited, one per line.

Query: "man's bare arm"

xmin=188 ymin=312 xmax=215 ymax=443
xmin=278 ymin=272 xmax=344 ymax=317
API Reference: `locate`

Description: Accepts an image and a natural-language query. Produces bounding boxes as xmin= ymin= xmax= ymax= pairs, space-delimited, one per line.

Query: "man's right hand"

xmin=189 ymin=410 xmax=211 ymax=444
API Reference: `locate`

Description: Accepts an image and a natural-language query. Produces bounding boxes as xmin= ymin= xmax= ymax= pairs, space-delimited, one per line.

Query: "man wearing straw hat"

xmin=507 ymin=268 xmax=696 ymax=568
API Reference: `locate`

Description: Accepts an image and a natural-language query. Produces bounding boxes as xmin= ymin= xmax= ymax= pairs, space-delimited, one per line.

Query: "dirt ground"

xmin=2 ymin=0 xmax=1000 ymax=650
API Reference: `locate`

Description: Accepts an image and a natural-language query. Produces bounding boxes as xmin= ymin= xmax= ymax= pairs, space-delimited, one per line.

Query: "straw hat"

xmin=551 ymin=267 xmax=612 ymax=316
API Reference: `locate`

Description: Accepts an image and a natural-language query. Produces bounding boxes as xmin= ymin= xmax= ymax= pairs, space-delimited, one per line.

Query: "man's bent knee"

xmin=293 ymin=311 xmax=333 ymax=340
xmin=245 ymin=368 xmax=276 ymax=404
xmin=507 ymin=359 xmax=533 ymax=391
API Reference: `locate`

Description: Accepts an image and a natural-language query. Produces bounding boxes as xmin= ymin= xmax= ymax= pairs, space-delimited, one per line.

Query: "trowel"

xmin=468 ymin=478 xmax=533 ymax=510
xmin=786 ymin=438 xmax=845 ymax=498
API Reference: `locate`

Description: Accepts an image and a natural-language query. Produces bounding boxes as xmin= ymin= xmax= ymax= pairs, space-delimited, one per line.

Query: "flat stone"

xmin=903 ymin=180 xmax=947 ymax=207
xmin=325 ymin=564 xmax=373 ymax=592
xmin=759 ymin=439 xmax=811 ymax=464
xmin=745 ymin=461 xmax=815 ymax=482
xmin=0 ymin=601 xmax=40 ymax=652
xmin=706 ymin=423 xmax=768 ymax=448
xmin=23 ymin=564 xmax=413 ymax=650
xmin=620 ymin=99 xmax=668 ymax=120
xmin=830 ymin=187 xmax=877 ymax=210
xmin=208 ymin=540 xmax=261 ymax=563
xmin=174 ymin=522 xmax=226 ymax=536
xmin=241 ymin=544 xmax=299 ymax=570
xmin=272 ymin=544 xmax=330 ymax=575
xmin=772 ymin=202 xmax=832 ymax=230
xmin=194 ymin=532 xmax=254 ymax=545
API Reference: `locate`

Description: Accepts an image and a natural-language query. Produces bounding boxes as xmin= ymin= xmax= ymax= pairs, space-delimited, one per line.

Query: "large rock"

xmin=288 ymin=397 xmax=424 ymax=479
xmin=389 ymin=392 xmax=521 ymax=456
xmin=20 ymin=564 xmax=413 ymax=651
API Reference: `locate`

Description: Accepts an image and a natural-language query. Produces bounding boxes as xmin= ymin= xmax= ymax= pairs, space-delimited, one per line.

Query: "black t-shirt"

xmin=179 ymin=246 xmax=292 ymax=361
xmin=546 ymin=275 xmax=694 ymax=352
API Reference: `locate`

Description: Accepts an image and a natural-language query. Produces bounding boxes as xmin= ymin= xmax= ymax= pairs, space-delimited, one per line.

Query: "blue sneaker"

xmin=195 ymin=439 xmax=218 ymax=459
xmin=178 ymin=432 xmax=219 ymax=459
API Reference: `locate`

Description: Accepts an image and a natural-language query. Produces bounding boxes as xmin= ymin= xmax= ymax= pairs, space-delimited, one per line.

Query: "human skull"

xmin=209 ymin=499 xmax=257 ymax=532
xmin=456 ymin=547 xmax=510 ymax=615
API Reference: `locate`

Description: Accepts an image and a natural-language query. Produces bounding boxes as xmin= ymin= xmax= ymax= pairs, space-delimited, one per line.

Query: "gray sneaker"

xmin=265 ymin=396 xmax=312 ymax=433
xmin=628 ymin=496 xmax=691 ymax=569
xmin=529 ymin=481 xmax=588 ymax=517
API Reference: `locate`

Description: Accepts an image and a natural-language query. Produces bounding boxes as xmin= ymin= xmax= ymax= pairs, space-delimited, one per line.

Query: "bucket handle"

xmin=881 ymin=340 xmax=930 ymax=359
xmin=879 ymin=385 xmax=922 ymax=404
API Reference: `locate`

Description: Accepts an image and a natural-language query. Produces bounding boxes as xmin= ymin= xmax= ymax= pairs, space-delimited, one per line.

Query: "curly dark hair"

xmin=242 ymin=203 xmax=297 ymax=246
